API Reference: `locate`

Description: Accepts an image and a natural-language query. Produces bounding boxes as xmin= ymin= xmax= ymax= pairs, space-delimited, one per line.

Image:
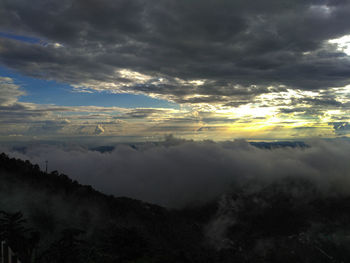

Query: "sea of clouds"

xmin=2 ymin=138 xmax=350 ymax=208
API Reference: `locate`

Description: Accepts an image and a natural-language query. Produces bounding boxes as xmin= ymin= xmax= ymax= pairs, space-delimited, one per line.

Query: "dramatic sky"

xmin=1 ymin=0 xmax=350 ymax=142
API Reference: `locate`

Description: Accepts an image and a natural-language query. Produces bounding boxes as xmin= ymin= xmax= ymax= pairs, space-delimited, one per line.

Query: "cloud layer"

xmin=1 ymin=75 xmax=350 ymax=141
xmin=3 ymin=138 xmax=350 ymax=208
xmin=1 ymin=1 xmax=350 ymax=102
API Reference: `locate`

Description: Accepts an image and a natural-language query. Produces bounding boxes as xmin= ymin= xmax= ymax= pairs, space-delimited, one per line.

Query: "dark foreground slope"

xmin=1 ymin=152 xmax=350 ymax=263
xmin=0 ymin=153 xmax=219 ymax=263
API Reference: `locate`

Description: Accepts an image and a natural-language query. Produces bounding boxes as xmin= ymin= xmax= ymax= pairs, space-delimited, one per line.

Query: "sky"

xmin=1 ymin=0 xmax=350 ymax=143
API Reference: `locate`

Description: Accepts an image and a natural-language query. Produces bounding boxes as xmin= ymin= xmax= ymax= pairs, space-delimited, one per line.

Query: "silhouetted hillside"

xmin=0 ymin=153 xmax=217 ymax=263
xmin=1 ymin=152 xmax=350 ymax=262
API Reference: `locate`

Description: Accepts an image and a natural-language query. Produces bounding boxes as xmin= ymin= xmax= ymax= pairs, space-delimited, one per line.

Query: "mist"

xmin=2 ymin=138 xmax=350 ymax=208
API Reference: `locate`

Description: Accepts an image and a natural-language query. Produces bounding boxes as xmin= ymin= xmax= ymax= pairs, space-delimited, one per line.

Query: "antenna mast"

xmin=45 ymin=160 xmax=48 ymax=173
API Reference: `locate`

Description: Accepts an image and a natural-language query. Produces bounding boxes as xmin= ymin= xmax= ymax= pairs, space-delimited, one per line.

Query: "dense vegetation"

xmin=1 ymin=152 xmax=350 ymax=262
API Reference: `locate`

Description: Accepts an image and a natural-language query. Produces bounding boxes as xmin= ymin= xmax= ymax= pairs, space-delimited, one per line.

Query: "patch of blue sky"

xmin=0 ymin=66 xmax=179 ymax=109
xmin=0 ymin=31 xmax=43 ymax=44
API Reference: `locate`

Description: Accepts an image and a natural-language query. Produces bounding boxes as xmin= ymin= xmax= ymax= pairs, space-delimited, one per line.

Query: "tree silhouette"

xmin=0 ymin=211 xmax=28 ymax=241
xmin=0 ymin=211 xmax=40 ymax=263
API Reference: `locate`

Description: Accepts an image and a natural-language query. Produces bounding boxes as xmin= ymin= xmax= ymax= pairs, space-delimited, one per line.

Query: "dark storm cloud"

xmin=1 ymin=0 xmax=350 ymax=103
xmin=279 ymin=107 xmax=310 ymax=114
xmin=278 ymin=90 xmax=350 ymax=114
xmin=293 ymin=126 xmax=318 ymax=130
xmin=197 ymin=126 xmax=227 ymax=132
xmin=0 ymin=104 xmax=47 ymax=122
xmin=297 ymin=97 xmax=343 ymax=107
xmin=330 ymin=121 xmax=350 ymax=135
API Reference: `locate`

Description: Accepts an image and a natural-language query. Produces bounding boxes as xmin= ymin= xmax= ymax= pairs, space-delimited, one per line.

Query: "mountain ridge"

xmin=2 ymin=151 xmax=350 ymax=262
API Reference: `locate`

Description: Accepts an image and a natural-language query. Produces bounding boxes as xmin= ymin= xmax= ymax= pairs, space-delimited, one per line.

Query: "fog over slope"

xmin=2 ymin=138 xmax=350 ymax=207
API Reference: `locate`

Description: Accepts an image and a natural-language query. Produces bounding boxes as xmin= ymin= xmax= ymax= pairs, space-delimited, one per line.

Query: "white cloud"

xmin=0 ymin=77 xmax=25 ymax=105
xmin=329 ymin=34 xmax=350 ymax=56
